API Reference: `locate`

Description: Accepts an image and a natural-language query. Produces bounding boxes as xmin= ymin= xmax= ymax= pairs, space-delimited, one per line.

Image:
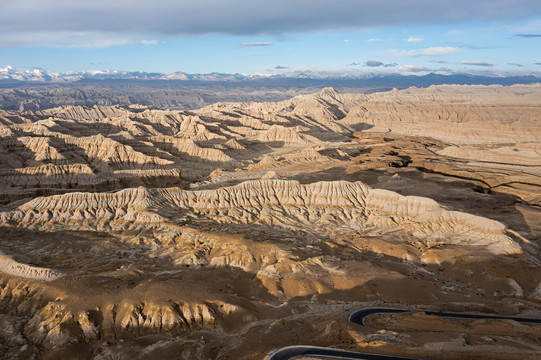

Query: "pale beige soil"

xmin=0 ymin=85 xmax=540 ymax=359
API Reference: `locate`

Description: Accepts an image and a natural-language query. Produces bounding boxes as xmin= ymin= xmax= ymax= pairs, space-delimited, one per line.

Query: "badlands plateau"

xmin=0 ymin=85 xmax=540 ymax=359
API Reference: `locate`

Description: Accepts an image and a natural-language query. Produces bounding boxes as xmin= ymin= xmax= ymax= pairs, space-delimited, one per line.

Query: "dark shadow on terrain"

xmin=350 ymin=123 xmax=375 ymax=131
xmin=1 ymin=216 xmax=539 ymax=359
xmin=47 ymin=120 xmax=124 ymax=137
xmin=0 ymin=226 xmax=278 ymax=358
xmin=122 ymin=114 xmax=180 ymax=136
xmin=290 ymin=166 xmax=383 ymax=186
xmin=288 ymin=163 xmax=536 ymax=242
xmin=317 ymin=148 xmax=351 ymax=161
xmin=286 ymin=250 xmax=541 ymax=312
xmin=0 ymin=136 xmax=33 ymax=168
xmin=318 ymin=98 xmax=347 ymax=120
xmin=47 ymin=136 xmax=93 ymax=166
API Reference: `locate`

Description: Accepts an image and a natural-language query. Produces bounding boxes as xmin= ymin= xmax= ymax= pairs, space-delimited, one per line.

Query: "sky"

xmin=1 ymin=0 xmax=541 ymax=76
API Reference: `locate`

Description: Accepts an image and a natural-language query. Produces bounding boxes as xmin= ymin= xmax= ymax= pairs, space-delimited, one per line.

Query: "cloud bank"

xmin=398 ymin=65 xmax=431 ymax=72
xmin=1 ymin=0 xmax=541 ymax=47
xmin=240 ymin=42 xmax=274 ymax=47
xmin=388 ymin=47 xmax=461 ymax=57
xmin=515 ymin=34 xmax=541 ymax=38
xmin=461 ymin=61 xmax=494 ymax=66
xmin=364 ymin=60 xmax=397 ymax=67
xmin=405 ymin=37 xmax=424 ymax=42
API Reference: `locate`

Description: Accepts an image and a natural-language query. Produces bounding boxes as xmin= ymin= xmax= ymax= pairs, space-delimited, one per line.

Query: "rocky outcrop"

xmin=23 ymin=299 xmax=227 ymax=348
xmin=0 ymin=276 xmax=237 ymax=353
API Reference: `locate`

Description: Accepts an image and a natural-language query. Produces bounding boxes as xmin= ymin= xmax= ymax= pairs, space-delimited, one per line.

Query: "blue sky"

xmin=1 ymin=0 xmax=541 ymax=76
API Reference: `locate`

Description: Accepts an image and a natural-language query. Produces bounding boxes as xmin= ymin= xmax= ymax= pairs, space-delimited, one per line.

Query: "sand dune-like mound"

xmin=0 ymin=250 xmax=64 ymax=280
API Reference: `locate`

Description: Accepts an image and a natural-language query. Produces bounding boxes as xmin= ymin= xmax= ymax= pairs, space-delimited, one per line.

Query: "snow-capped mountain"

xmin=0 ymin=66 xmax=169 ymax=82
xmin=0 ymin=66 xmax=261 ymax=82
xmin=1 ymin=65 xmax=540 ymax=85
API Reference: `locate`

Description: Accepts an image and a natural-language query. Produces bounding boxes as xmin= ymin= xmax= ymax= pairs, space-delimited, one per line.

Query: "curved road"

xmin=348 ymin=307 xmax=541 ymax=326
xmin=265 ymin=308 xmax=541 ymax=360
xmin=265 ymin=345 xmax=423 ymax=360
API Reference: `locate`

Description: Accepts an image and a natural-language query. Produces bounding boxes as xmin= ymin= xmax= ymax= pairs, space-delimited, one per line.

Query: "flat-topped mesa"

xmin=341 ymin=84 xmax=541 ymax=144
xmin=175 ymin=180 xmax=371 ymax=210
xmin=0 ymin=180 xmax=521 ymax=254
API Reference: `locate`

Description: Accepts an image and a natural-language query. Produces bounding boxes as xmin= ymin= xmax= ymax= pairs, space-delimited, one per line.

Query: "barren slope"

xmin=0 ymin=85 xmax=540 ymax=360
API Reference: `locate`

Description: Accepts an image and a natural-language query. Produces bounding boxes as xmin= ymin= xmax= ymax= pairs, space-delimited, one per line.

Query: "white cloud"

xmin=398 ymin=64 xmax=431 ymax=72
xmin=0 ymin=30 xmax=133 ymax=48
xmin=239 ymin=42 xmax=273 ymax=47
xmin=461 ymin=60 xmax=494 ymax=66
xmin=364 ymin=60 xmax=397 ymax=67
xmin=367 ymin=38 xmax=383 ymax=42
xmin=141 ymin=39 xmax=158 ymax=45
xmin=405 ymin=37 xmax=423 ymax=42
xmin=343 ymin=39 xmax=350 ymax=43
xmin=388 ymin=46 xmax=461 ymax=57
xmin=1 ymin=1 xmax=541 ymax=48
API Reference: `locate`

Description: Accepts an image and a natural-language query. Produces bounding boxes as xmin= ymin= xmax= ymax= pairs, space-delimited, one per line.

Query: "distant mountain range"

xmin=2 ymin=65 xmax=541 ymax=85
xmin=0 ymin=66 xmax=254 ymax=82
xmin=1 ymin=65 xmax=541 ymax=112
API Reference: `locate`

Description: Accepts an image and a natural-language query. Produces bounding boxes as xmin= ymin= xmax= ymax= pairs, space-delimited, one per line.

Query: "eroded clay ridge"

xmin=0 ymin=180 xmax=520 ymax=255
xmin=0 ymin=250 xmax=64 ymax=280
xmin=1 ymin=85 xmax=540 ymax=195
xmin=21 ymin=298 xmax=236 ymax=349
